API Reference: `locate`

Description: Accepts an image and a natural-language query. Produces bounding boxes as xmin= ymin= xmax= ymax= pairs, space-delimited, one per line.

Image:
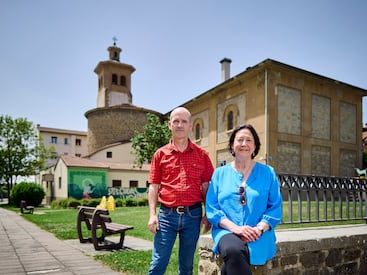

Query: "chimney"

xmin=220 ymin=58 xmax=232 ymax=82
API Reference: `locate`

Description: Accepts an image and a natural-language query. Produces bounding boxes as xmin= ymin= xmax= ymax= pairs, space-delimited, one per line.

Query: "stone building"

xmin=183 ymin=58 xmax=367 ymax=177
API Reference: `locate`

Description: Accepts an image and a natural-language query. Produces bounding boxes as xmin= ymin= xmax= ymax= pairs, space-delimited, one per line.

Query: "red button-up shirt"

xmin=149 ymin=140 xmax=214 ymax=207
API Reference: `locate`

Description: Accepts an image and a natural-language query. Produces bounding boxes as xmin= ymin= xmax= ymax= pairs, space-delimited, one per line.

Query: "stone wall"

xmin=198 ymin=225 xmax=367 ymax=274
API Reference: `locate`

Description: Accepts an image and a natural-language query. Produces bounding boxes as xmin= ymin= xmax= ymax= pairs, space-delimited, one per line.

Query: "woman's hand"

xmin=219 ymin=219 xmax=261 ymax=242
xmin=236 ymin=225 xmax=261 ymax=242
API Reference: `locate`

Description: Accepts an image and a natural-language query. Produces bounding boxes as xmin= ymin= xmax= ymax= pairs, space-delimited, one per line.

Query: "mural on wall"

xmin=68 ymin=169 xmax=108 ymax=199
xmin=108 ymin=187 xmax=148 ymax=199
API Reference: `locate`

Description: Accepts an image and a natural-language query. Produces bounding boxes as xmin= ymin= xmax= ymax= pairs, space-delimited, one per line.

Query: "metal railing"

xmin=278 ymin=174 xmax=367 ymax=224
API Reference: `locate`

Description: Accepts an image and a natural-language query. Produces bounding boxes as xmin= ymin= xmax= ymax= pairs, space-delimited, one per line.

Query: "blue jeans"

xmin=148 ymin=205 xmax=202 ymax=275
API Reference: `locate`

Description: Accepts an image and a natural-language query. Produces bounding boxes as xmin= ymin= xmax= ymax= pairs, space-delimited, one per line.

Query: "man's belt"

xmin=161 ymin=203 xmax=202 ymax=214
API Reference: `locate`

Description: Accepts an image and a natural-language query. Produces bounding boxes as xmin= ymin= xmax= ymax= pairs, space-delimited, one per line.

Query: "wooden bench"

xmin=76 ymin=206 xmax=134 ymax=250
xmin=20 ymin=200 xmax=34 ymax=214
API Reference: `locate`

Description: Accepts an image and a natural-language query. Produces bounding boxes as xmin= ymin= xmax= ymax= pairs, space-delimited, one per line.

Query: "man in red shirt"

xmin=147 ymin=107 xmax=214 ymax=275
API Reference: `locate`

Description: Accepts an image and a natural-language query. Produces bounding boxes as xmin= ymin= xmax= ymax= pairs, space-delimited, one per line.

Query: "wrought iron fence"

xmin=278 ymin=174 xmax=367 ymax=224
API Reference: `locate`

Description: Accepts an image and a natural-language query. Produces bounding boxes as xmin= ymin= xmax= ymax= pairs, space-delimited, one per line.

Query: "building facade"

xmin=183 ymin=59 xmax=367 ymax=177
xmin=40 ymin=155 xmax=149 ymax=203
xmin=37 ymin=125 xmax=88 ymax=167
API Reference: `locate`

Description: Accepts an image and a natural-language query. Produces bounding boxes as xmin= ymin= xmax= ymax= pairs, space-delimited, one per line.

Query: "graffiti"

xmin=68 ymin=169 xmax=108 ymax=199
xmin=108 ymin=187 xmax=148 ymax=199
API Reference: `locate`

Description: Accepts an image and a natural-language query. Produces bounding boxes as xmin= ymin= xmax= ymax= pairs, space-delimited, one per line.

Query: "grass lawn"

xmin=4 ymin=204 xmax=366 ymax=274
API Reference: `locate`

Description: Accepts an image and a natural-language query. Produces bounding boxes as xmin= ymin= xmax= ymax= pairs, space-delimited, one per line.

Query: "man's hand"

xmin=147 ymin=215 xmax=159 ymax=234
xmin=201 ymin=215 xmax=211 ymax=233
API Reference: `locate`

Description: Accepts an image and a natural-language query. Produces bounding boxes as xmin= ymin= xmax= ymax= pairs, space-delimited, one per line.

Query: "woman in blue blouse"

xmin=206 ymin=124 xmax=282 ymax=275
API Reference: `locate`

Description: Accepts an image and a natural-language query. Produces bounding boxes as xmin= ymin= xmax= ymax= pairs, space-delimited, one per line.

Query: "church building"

xmin=39 ymin=42 xmax=160 ymax=202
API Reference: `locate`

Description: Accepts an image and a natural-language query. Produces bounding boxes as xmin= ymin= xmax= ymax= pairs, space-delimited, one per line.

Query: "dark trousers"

xmin=218 ymin=233 xmax=252 ymax=275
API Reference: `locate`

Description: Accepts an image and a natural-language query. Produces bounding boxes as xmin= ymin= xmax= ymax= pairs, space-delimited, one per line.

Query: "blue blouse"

xmin=206 ymin=162 xmax=282 ymax=265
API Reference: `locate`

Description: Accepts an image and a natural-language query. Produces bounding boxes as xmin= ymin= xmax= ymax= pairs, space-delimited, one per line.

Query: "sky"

xmin=0 ymin=0 xmax=366 ymax=131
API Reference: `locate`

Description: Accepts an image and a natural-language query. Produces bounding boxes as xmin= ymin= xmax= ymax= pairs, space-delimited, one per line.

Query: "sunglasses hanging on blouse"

xmin=238 ymin=183 xmax=246 ymax=205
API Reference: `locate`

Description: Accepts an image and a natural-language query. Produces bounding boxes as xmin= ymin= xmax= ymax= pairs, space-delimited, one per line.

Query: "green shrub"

xmin=10 ymin=182 xmax=45 ymax=207
xmin=115 ymin=198 xmax=122 ymax=207
xmin=80 ymin=198 xmax=90 ymax=206
xmin=126 ymin=198 xmax=138 ymax=207
xmin=137 ymin=197 xmax=148 ymax=206
xmin=87 ymin=198 xmax=100 ymax=207
xmin=115 ymin=198 xmax=126 ymax=207
xmin=59 ymin=198 xmax=70 ymax=208
xmin=67 ymin=198 xmax=81 ymax=208
xmin=50 ymin=200 xmax=61 ymax=209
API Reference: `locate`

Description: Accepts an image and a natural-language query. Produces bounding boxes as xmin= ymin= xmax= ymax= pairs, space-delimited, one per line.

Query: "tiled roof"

xmin=38 ymin=126 xmax=87 ymax=136
xmin=61 ymin=155 xmax=108 ymax=168
xmin=59 ymin=155 xmax=150 ymax=171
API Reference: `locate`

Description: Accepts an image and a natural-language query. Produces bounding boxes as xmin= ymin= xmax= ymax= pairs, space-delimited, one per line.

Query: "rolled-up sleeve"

xmin=206 ymin=170 xmax=227 ymax=227
xmin=261 ymin=167 xmax=282 ymax=229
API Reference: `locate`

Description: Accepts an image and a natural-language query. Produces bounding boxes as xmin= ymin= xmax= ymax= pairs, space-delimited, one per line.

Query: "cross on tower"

xmin=112 ymin=36 xmax=118 ymax=46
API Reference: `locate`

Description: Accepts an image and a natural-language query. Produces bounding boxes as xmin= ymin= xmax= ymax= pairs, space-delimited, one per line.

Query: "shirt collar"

xmin=168 ymin=139 xmax=194 ymax=153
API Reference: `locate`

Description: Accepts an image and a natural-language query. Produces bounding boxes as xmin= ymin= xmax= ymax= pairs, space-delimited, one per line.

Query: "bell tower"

xmin=94 ymin=38 xmax=136 ymax=107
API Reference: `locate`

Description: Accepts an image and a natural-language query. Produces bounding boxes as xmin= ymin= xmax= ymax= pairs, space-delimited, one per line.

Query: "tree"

xmin=131 ymin=113 xmax=171 ymax=167
xmin=0 ymin=115 xmax=54 ymax=203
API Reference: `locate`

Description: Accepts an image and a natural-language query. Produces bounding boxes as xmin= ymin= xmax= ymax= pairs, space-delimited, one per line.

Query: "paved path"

xmin=0 ymin=207 xmax=152 ymax=275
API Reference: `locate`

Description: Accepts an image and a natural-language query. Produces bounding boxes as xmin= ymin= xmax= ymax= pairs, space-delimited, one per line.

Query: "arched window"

xmin=120 ymin=76 xmax=126 ymax=86
xmin=195 ymin=123 xmax=201 ymax=140
xmin=98 ymin=77 xmax=103 ymax=89
xmin=227 ymin=111 xmax=234 ymax=131
xmin=193 ymin=118 xmax=204 ymax=141
xmin=112 ymin=74 xmax=118 ymax=85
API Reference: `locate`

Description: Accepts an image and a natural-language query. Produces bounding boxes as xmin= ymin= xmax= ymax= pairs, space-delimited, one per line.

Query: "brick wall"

xmin=85 ymin=106 xmax=162 ymax=154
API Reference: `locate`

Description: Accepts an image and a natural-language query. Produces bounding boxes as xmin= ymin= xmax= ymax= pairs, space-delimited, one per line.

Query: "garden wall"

xmin=198 ymin=224 xmax=367 ymax=274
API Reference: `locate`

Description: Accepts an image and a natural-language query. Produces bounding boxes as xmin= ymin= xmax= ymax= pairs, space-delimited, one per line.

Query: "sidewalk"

xmin=0 ymin=207 xmax=152 ymax=275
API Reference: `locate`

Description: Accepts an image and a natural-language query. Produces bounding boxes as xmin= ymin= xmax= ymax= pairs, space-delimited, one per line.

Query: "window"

xmin=120 ymin=76 xmax=126 ymax=86
xmin=277 ymin=85 xmax=301 ymax=135
xmin=106 ymin=151 xmax=112 ymax=158
xmin=195 ymin=123 xmax=201 ymax=140
xmin=223 ymin=104 xmax=239 ymax=133
xmin=227 ymin=111 xmax=234 ymax=131
xmin=98 ymin=77 xmax=103 ymax=89
xmin=75 ymin=153 xmax=81 ymax=157
xmin=129 ymin=180 xmax=138 ymax=188
xmin=340 ymin=102 xmax=356 ymax=144
xmin=51 ymin=136 xmax=57 ymax=144
xmin=112 ymin=74 xmax=118 ymax=85
xmin=112 ymin=180 xmax=122 ymax=187
xmin=75 ymin=139 xmax=81 ymax=146
xmin=58 ymin=177 xmax=61 ymax=189
xmin=193 ymin=118 xmax=204 ymax=141
xmin=64 ymin=138 xmax=68 ymax=145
